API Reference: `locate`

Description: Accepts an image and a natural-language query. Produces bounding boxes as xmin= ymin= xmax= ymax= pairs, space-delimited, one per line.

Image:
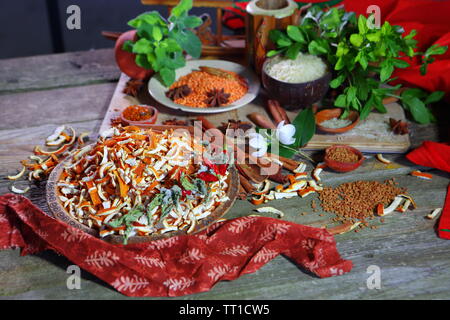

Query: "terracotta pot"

xmin=114 ymin=30 xmax=154 ymax=80
xmin=315 ymin=108 xmax=360 ymax=134
xmin=324 ymin=145 xmax=365 ymax=173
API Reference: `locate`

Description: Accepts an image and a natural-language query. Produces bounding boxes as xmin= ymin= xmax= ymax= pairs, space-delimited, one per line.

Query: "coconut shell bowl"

xmin=261 ymin=59 xmax=332 ymax=111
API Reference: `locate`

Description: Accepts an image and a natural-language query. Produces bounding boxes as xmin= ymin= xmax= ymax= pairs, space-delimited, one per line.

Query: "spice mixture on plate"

xmin=166 ymin=66 xmax=248 ymax=108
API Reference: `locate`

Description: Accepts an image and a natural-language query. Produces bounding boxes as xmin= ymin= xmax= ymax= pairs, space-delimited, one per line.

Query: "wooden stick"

xmin=247 ymin=112 xmax=276 ymax=129
xmin=267 ymin=99 xmax=284 ymax=125
xmin=239 ymin=173 xmax=256 ymax=193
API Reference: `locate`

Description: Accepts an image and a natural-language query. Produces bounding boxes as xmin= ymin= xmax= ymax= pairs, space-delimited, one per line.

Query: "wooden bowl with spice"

xmin=324 ymin=144 xmax=365 ymax=173
xmin=315 ymin=108 xmax=359 ymax=134
xmin=120 ymin=105 xmax=158 ymax=127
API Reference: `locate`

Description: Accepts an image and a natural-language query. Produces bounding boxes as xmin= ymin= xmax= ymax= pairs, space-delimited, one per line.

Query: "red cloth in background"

xmin=0 ymin=194 xmax=352 ymax=297
xmin=230 ymin=0 xmax=450 ymax=96
xmin=406 ymin=141 xmax=450 ymax=239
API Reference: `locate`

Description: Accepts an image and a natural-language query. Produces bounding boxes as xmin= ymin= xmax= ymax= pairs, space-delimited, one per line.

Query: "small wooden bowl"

xmin=324 ymin=144 xmax=365 ymax=173
xmin=261 ymin=58 xmax=331 ymax=111
xmin=120 ymin=105 xmax=158 ymax=127
xmin=315 ymin=108 xmax=359 ymax=134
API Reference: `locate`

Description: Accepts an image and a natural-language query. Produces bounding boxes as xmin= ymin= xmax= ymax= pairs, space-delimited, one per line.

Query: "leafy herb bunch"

xmin=267 ymin=6 xmax=448 ymax=124
xmin=123 ymin=0 xmax=203 ymax=86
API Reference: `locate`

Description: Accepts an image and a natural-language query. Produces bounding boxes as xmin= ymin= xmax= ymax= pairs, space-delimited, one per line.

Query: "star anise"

xmin=205 ymin=88 xmax=230 ymax=107
xmin=217 ymin=119 xmax=253 ymax=134
xmin=166 ymin=85 xmax=192 ymax=101
xmin=389 ymin=118 xmax=409 ymax=135
xmin=122 ymin=79 xmax=145 ymax=97
xmin=162 ymin=118 xmax=189 ymax=126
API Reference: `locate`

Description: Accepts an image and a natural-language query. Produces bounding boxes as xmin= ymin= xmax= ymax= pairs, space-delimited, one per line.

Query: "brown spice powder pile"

xmin=318 ymin=179 xmax=406 ymax=222
xmin=326 ymin=147 xmax=359 ymax=163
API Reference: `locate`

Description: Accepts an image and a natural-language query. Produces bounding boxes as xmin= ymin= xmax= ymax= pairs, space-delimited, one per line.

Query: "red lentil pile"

xmin=326 ymin=147 xmax=359 ymax=163
xmin=318 ymin=179 xmax=406 ymax=223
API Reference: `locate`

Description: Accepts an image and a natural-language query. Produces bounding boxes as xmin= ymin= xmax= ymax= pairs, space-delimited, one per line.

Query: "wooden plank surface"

xmin=1 ymin=49 xmax=450 ymax=300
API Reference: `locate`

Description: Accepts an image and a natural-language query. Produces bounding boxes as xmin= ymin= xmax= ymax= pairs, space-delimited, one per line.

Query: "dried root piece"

xmin=327 ymin=221 xmax=361 ymax=235
xmin=254 ymin=206 xmax=285 ymax=218
xmin=7 ymin=166 xmax=26 ymax=180
xmin=426 ymin=208 xmax=442 ymax=220
xmin=410 ymin=170 xmax=433 ymax=180
xmin=376 ymin=153 xmax=391 ymax=164
xmin=11 ymin=185 xmax=30 ymax=194
xmin=377 ymin=196 xmax=404 ymax=216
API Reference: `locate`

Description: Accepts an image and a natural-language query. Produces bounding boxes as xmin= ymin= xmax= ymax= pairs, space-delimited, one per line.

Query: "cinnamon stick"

xmin=267 ymin=99 xmax=284 ymax=125
xmin=268 ymin=99 xmax=290 ymax=124
xmin=247 ymin=112 xmax=276 ymax=129
xmin=239 ymin=173 xmax=256 ymax=193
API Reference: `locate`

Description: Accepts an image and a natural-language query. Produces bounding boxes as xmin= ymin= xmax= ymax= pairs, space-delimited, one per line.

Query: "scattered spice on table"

xmin=162 ymin=118 xmax=189 ymax=126
xmin=325 ymin=146 xmax=359 ymax=163
xmin=122 ymin=105 xmax=153 ymax=122
xmin=389 ymin=118 xmax=409 ymax=135
xmin=123 ymin=79 xmax=145 ymax=97
xmin=318 ymin=179 xmax=407 ymax=222
xmin=217 ymin=120 xmax=253 ymax=134
xmin=167 ymin=68 xmax=247 ymax=108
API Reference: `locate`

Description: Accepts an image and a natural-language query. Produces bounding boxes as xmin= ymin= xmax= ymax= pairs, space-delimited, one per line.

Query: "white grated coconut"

xmin=264 ymin=53 xmax=327 ymax=83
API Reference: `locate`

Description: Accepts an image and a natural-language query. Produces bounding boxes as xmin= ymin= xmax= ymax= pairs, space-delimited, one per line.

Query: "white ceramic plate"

xmin=148 ymin=59 xmax=260 ymax=114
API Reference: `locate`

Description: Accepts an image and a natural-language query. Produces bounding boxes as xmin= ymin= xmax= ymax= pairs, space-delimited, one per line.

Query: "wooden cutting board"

xmin=100 ymin=73 xmax=410 ymax=154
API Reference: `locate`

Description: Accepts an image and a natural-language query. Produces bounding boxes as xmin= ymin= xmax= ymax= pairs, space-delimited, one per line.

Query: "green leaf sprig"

xmin=123 ymin=0 xmax=202 ymax=86
xmin=267 ymin=6 xmax=448 ymax=124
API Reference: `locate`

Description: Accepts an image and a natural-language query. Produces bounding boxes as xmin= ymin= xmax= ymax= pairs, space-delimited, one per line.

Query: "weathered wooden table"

xmin=1 ymin=49 xmax=449 ymax=299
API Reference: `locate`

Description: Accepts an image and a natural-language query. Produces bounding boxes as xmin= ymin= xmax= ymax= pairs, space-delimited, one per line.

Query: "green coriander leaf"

xmin=308 ymin=40 xmax=327 ymax=55
xmin=171 ymin=0 xmax=192 ymax=18
xmin=366 ymin=31 xmax=381 ymax=42
xmin=350 ymin=33 xmax=363 ymax=47
xmin=392 ymin=58 xmax=410 ymax=68
xmin=170 ymin=29 xmax=201 ymax=58
xmin=183 ymin=15 xmax=203 ymax=28
xmin=152 ymin=26 xmax=163 ymax=41
xmin=402 ymin=95 xmax=431 ymax=124
xmin=159 ymin=67 xmax=176 ymax=86
xmin=330 ymin=74 xmax=345 ymax=88
xmin=285 ymin=42 xmax=302 ymax=60
xmin=357 ymin=14 xmax=368 ymax=34
xmin=334 ymin=93 xmax=347 ymax=107
xmin=135 ymin=53 xmax=152 ymax=69
xmin=424 ymin=91 xmax=445 ymax=104
xmin=132 ymin=38 xmax=152 ymax=54
xmin=122 ymin=40 xmax=134 ymax=53
xmin=380 ymin=63 xmax=394 ymax=82
xmin=286 ymin=25 xmax=305 ymax=43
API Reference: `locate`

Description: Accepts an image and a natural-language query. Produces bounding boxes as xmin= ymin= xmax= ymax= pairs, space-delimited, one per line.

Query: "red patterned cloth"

xmin=406 ymin=141 xmax=450 ymax=240
xmin=0 ymin=194 xmax=352 ymax=297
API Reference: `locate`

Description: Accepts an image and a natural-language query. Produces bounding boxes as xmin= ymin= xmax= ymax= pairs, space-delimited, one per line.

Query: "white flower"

xmin=276 ymin=121 xmax=296 ymax=145
xmin=248 ymin=132 xmax=268 ymax=158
